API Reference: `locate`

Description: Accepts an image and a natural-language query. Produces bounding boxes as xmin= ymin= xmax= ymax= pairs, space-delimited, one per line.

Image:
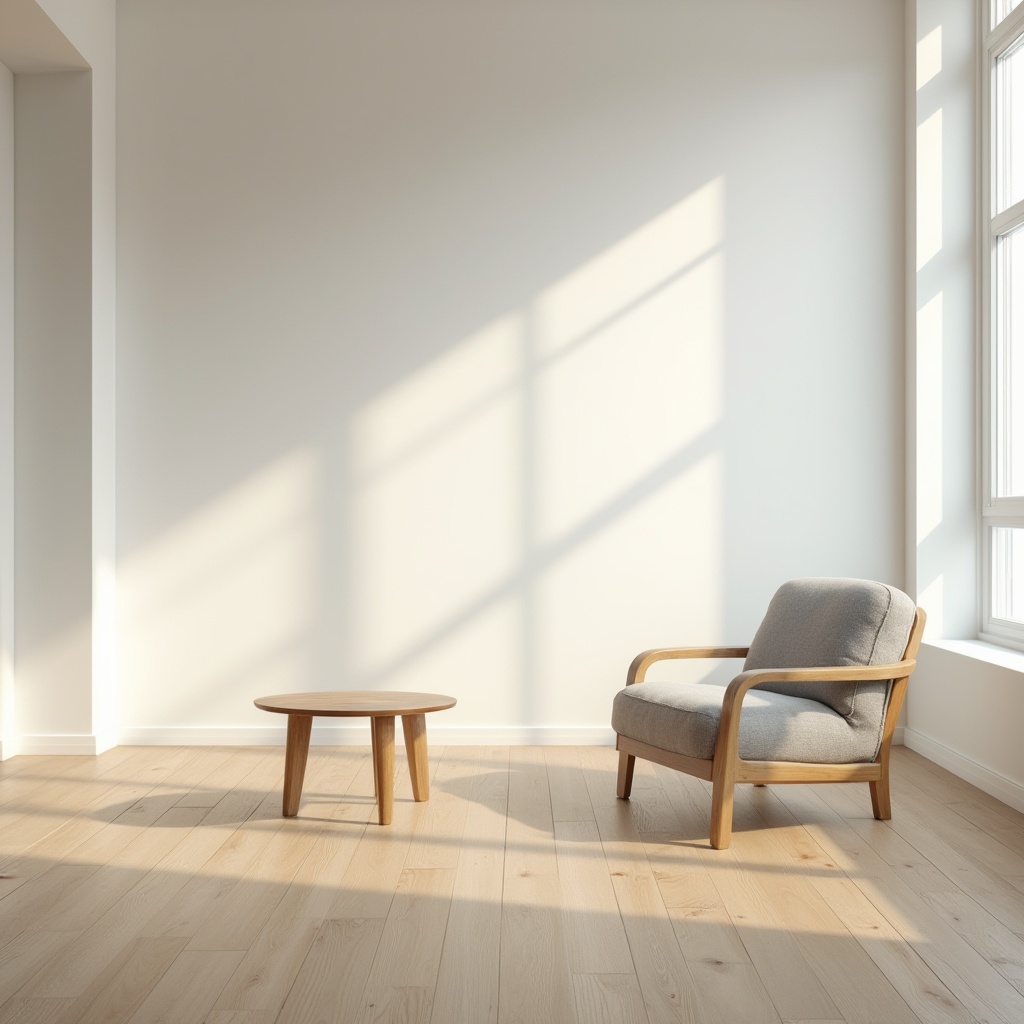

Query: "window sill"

xmin=925 ymin=638 xmax=1024 ymax=674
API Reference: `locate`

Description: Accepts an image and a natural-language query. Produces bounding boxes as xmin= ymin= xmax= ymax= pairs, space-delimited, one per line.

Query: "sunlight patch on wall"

xmin=917 ymin=110 xmax=943 ymax=272
xmin=120 ymin=449 xmax=319 ymax=721
xmin=350 ymin=316 xmax=523 ymax=681
xmin=534 ymin=180 xmax=724 ymax=547
xmin=534 ymin=179 xmax=724 ymax=358
xmin=917 ymin=292 xmax=944 ymax=543
xmin=917 ymin=26 xmax=943 ymax=90
xmin=352 ymin=314 xmax=521 ymax=480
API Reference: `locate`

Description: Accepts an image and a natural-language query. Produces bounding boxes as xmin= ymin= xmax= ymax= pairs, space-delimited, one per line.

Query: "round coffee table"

xmin=254 ymin=690 xmax=457 ymax=825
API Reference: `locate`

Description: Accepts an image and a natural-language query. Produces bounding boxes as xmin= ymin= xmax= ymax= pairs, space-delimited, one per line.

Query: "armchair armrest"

xmin=715 ymin=658 xmax=918 ymax=759
xmin=626 ymin=646 xmax=750 ymax=686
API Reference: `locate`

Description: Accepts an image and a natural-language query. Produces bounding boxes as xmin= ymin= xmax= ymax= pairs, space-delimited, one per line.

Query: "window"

xmin=982 ymin=1 xmax=1024 ymax=647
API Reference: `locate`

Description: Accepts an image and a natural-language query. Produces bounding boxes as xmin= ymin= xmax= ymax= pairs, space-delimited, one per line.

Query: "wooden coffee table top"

xmin=253 ymin=690 xmax=457 ymax=718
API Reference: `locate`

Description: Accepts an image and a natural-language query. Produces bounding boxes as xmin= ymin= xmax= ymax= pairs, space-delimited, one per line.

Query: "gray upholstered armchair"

xmin=611 ymin=578 xmax=926 ymax=849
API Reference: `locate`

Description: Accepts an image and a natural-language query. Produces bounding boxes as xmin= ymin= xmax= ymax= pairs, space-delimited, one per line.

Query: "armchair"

xmin=611 ymin=578 xmax=926 ymax=849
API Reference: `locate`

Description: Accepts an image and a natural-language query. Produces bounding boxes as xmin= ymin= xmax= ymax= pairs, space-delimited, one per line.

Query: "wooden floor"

xmin=1 ymin=745 xmax=1023 ymax=1024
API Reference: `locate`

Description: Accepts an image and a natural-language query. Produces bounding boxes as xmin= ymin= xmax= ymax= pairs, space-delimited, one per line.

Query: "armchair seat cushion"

xmin=611 ymin=680 xmax=885 ymax=764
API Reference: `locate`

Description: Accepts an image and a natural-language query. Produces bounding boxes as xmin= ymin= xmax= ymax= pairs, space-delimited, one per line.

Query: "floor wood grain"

xmin=0 ymin=745 xmax=1023 ymax=1023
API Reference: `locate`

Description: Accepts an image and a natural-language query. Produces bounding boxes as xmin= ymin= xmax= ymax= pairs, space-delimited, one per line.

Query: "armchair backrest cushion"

xmin=743 ymin=578 xmax=917 ymax=718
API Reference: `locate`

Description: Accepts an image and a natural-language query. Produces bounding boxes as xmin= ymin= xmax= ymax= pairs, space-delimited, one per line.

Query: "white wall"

xmin=116 ymin=0 xmax=907 ymax=742
xmin=909 ymin=642 xmax=1024 ymax=810
xmin=0 ymin=62 xmax=13 ymax=759
xmin=14 ymin=69 xmax=94 ymax=740
xmin=36 ymin=0 xmax=120 ymax=753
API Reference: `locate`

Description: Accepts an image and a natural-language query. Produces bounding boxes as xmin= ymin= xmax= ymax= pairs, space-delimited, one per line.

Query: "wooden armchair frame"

xmin=615 ymin=608 xmax=927 ymax=849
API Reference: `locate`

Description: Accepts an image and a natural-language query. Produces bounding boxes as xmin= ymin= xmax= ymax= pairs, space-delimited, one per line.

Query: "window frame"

xmin=980 ymin=1 xmax=1024 ymax=649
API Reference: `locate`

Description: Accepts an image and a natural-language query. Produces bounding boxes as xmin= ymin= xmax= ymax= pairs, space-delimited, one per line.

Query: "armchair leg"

xmin=710 ymin=757 xmax=736 ymax=849
xmin=869 ymin=775 xmax=891 ymax=820
xmin=616 ymin=750 xmax=635 ymax=798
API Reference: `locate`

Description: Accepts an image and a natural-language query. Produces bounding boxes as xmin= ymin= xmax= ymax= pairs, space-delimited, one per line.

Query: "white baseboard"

xmin=0 ymin=736 xmax=16 ymax=760
xmin=903 ymin=727 xmax=1024 ymax=815
xmin=16 ymin=734 xmax=108 ymax=755
xmin=893 ymin=725 xmax=905 ymax=746
xmin=94 ymin=731 xmax=120 ymax=755
xmin=118 ymin=725 xmax=618 ymax=747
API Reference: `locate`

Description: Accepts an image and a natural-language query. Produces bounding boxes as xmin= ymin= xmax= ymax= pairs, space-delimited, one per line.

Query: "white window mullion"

xmin=992 ymin=196 xmax=1024 ymax=236
xmin=991 ymin=3 xmax=1024 ymax=53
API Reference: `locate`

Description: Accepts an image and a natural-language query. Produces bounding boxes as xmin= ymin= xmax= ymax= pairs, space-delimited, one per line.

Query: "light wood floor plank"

xmin=205 ymin=1012 xmax=274 ymax=1024
xmin=403 ymin=747 xmax=471 ymax=871
xmin=685 ymin=958 xmax=784 ymax=1024
xmin=648 ymin=762 xmax=714 ymax=843
xmin=887 ymin=774 xmax=1024 ymax=889
xmin=0 ymin=998 xmax=76 ymax=1024
xmin=808 ymin=875 xmax=974 ymax=1024
xmin=610 ymin=870 xmax=703 ymax=1024
xmin=211 ymin=818 xmax=375 ymax=1017
xmin=500 ymin=872 xmax=578 ymax=1024
xmin=125 ymin=949 xmax=244 ymax=1024
xmin=555 ymin=819 xmax=634 ymax=974
xmin=58 ymin=936 xmax=187 ymax=1024
xmin=697 ymin=837 xmax=841 ymax=1021
xmin=429 ymin=746 xmax=508 ymax=1024
xmin=545 ymin=745 xmax=596 ymax=824
xmin=572 ymin=973 xmax=651 ymax=1024
xmin=920 ymin=890 xmax=1024 ymax=995
xmin=209 ymin=885 xmax=321 ymax=1018
xmin=30 ymin=807 xmax=210 ymax=935
xmin=854 ymin=781 xmax=1024 ymax=936
xmin=578 ymin=746 xmax=702 ymax=1024
xmin=500 ymin=746 xmax=577 ymax=1024
xmin=766 ymin=872 xmax=929 ymax=1024
xmin=180 ymin=744 xmax=355 ymax=954
xmin=625 ymin=767 xmax=689 ymax=837
xmin=0 ymin=747 xmax=145 ymax=813
xmin=184 ymin=823 xmax=319 ymax=953
xmin=13 ymin=796 xmax=256 ymax=1000
xmin=325 ymin=747 xmax=435 ymax=920
xmin=133 ymin=747 xmax=305 ymax=943
xmin=356 ymin=866 xmax=456 ymax=1024
xmin=275 ymin=916 xmax=385 ymax=1024
xmin=172 ymin=747 xmax=266 ymax=808
xmin=893 ymin=748 xmax=1024 ymax=827
xmin=0 ymin=931 xmax=78 ymax=1003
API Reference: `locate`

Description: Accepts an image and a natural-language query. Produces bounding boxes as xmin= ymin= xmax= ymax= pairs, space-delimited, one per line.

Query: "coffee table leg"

xmin=402 ymin=713 xmax=429 ymax=802
xmin=283 ymin=714 xmax=312 ymax=817
xmin=371 ymin=715 xmax=395 ymax=825
xmin=370 ymin=720 xmax=378 ymax=798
